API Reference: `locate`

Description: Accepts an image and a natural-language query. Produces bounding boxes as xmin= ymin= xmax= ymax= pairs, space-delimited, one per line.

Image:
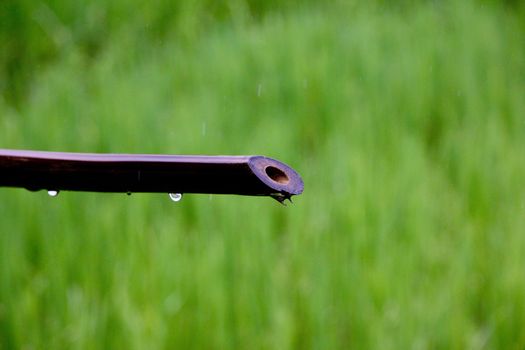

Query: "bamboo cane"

xmin=0 ymin=149 xmax=304 ymax=203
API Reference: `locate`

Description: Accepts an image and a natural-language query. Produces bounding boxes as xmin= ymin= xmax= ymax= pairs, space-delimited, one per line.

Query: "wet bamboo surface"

xmin=0 ymin=149 xmax=303 ymax=201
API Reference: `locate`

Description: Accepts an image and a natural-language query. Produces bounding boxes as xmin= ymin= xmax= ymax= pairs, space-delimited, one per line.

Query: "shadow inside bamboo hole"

xmin=265 ymin=166 xmax=289 ymax=185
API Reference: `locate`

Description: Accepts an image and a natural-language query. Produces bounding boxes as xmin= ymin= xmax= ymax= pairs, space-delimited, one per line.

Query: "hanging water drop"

xmin=169 ymin=193 xmax=183 ymax=202
xmin=48 ymin=190 xmax=59 ymax=197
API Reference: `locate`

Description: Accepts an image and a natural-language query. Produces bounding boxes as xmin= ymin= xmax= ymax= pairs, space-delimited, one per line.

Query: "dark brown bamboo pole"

xmin=0 ymin=149 xmax=303 ymax=202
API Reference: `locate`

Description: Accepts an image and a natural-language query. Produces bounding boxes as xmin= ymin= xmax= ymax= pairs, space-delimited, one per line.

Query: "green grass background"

xmin=1 ymin=0 xmax=525 ymax=348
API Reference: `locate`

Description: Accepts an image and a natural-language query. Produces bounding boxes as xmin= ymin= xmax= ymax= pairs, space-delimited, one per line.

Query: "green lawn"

xmin=1 ymin=1 xmax=525 ymax=348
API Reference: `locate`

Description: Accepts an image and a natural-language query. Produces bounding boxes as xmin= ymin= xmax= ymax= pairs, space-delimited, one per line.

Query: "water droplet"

xmin=127 ymin=192 xmax=132 ymax=196
xmin=48 ymin=190 xmax=59 ymax=197
xmin=169 ymin=193 xmax=183 ymax=202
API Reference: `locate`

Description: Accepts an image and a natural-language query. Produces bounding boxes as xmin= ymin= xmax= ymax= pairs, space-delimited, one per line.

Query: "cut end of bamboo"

xmin=248 ymin=156 xmax=304 ymax=202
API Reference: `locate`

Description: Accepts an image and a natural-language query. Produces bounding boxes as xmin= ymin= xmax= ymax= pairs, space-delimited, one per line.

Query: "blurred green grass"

xmin=1 ymin=0 xmax=525 ymax=348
